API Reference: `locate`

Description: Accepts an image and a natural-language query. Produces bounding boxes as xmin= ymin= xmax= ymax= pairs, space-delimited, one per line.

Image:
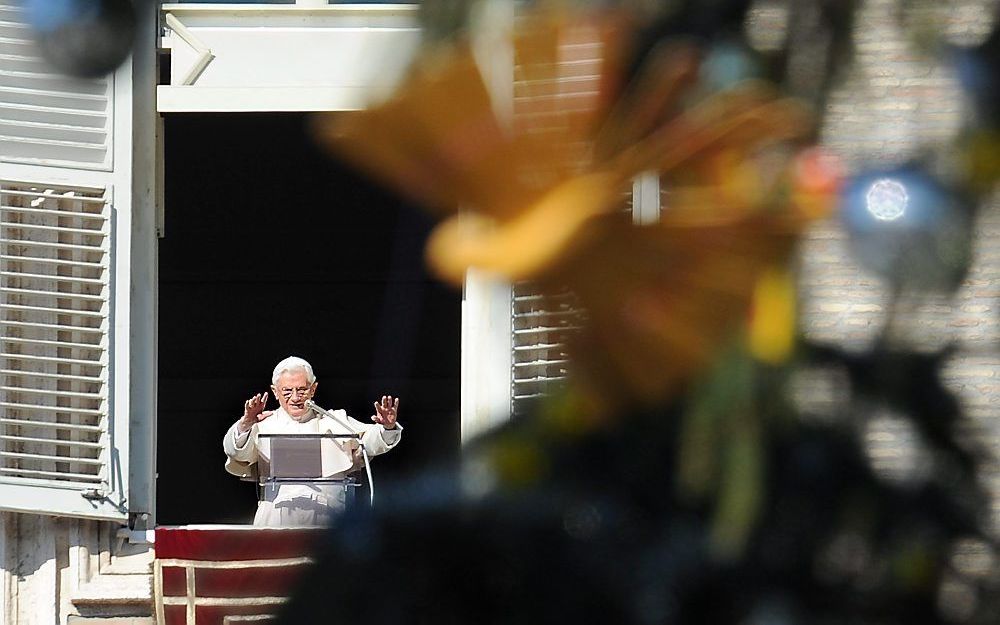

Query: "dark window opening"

xmin=157 ymin=113 xmax=461 ymax=525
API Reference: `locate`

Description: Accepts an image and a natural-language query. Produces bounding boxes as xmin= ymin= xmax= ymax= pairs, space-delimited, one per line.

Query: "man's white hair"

xmin=271 ymin=356 xmax=316 ymax=385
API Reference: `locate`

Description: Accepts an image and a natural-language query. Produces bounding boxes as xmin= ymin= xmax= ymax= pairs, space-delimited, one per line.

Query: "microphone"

xmin=305 ymin=401 xmax=375 ymax=505
xmin=306 ymin=400 xmax=359 ymax=435
xmin=304 ymin=399 xmax=328 ymax=417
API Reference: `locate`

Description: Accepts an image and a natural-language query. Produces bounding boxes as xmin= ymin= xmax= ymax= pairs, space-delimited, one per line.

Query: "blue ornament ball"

xmin=23 ymin=0 xmax=135 ymax=78
xmin=839 ymin=167 xmax=974 ymax=292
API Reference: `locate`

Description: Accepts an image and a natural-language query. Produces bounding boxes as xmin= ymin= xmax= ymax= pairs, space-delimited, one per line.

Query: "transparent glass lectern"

xmin=255 ymin=433 xmax=374 ymax=507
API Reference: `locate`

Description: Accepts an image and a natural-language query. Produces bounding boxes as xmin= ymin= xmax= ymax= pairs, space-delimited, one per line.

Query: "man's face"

xmin=271 ymin=370 xmax=317 ymax=419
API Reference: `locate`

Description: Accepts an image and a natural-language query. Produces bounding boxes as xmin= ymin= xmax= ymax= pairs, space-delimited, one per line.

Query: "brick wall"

xmin=793 ymin=0 xmax=1000 ymax=529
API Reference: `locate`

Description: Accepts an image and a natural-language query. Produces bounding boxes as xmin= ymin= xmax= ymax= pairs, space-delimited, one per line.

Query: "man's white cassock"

xmin=223 ymin=406 xmax=401 ymax=526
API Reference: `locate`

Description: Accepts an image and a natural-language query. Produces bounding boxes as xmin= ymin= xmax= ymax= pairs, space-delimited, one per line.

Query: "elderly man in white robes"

xmin=223 ymin=356 xmax=402 ymax=526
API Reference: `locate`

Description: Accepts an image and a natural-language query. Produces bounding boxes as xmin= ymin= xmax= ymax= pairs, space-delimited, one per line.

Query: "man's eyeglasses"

xmin=277 ymin=386 xmax=312 ymax=399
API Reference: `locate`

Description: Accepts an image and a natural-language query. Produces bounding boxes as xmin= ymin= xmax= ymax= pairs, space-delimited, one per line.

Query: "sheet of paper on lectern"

xmin=258 ymin=434 xmax=358 ymax=478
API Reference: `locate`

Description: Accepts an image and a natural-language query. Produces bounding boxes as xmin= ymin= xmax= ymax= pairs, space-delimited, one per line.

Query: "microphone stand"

xmin=305 ymin=400 xmax=375 ymax=506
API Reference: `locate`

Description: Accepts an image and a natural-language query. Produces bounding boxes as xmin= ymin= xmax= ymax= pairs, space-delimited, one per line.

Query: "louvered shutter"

xmin=511 ymin=284 xmax=585 ymax=416
xmin=0 ymin=4 xmax=111 ymax=169
xmin=467 ymin=12 xmax=664 ymax=430
xmin=0 ymin=1 xmax=137 ymax=521
xmin=506 ymin=19 xmax=658 ymax=416
xmin=508 ymin=188 xmax=636 ymax=416
xmin=0 ymin=182 xmax=111 ymax=480
xmin=508 ymin=180 xmax=653 ymax=415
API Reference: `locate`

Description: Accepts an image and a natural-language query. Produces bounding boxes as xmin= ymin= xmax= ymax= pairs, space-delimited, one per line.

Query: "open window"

xmin=155 ymin=112 xmax=461 ymax=525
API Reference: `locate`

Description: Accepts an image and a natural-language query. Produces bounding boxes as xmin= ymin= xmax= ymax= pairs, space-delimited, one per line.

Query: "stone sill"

xmin=72 ymin=574 xmax=153 ymax=608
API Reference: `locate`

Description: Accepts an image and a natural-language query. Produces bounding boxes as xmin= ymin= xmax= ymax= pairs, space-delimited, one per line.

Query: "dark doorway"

xmin=157 ymin=113 xmax=461 ymax=525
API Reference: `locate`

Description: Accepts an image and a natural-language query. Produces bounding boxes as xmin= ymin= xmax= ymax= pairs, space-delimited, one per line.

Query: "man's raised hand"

xmin=238 ymin=392 xmax=273 ymax=433
xmin=372 ymin=395 xmax=400 ymax=430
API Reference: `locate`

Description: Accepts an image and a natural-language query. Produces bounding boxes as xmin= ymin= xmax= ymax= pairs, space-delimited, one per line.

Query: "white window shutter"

xmin=510 ymin=284 xmax=584 ymax=417
xmin=468 ymin=11 xmax=665 ymax=432
xmin=506 ymin=21 xmax=637 ymax=418
xmin=509 ymin=193 xmax=638 ymax=417
xmin=0 ymin=0 xmax=139 ymax=521
xmin=0 ymin=182 xmax=120 ymax=507
xmin=0 ymin=3 xmax=112 ymax=169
